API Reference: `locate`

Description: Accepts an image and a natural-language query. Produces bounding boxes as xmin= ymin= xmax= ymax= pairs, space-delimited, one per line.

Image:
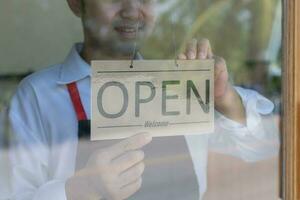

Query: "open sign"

xmin=91 ymin=60 xmax=214 ymax=140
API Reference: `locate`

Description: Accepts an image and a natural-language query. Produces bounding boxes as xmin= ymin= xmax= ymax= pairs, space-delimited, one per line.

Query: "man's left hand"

xmin=178 ymin=38 xmax=246 ymax=124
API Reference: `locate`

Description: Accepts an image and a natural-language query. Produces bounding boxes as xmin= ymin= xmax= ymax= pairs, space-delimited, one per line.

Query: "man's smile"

xmin=114 ymin=24 xmax=145 ymax=39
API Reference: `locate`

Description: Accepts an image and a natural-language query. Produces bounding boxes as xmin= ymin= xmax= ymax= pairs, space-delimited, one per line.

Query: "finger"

xmin=177 ymin=53 xmax=187 ymax=60
xmin=205 ymin=39 xmax=213 ymax=59
xmin=185 ymin=38 xmax=197 ymax=59
xmin=207 ymin=45 xmax=213 ymax=59
xmin=107 ymin=133 xmax=152 ymax=159
xmin=111 ymin=151 xmax=145 ymax=173
xmin=119 ymin=162 xmax=145 ymax=186
xmin=119 ymin=178 xmax=142 ymax=199
xmin=197 ymin=38 xmax=213 ymax=59
xmin=214 ymin=56 xmax=229 ymax=98
xmin=214 ymin=56 xmax=227 ymax=80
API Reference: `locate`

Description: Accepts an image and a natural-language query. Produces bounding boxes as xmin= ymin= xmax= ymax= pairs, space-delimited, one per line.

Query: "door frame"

xmin=282 ymin=0 xmax=300 ymax=199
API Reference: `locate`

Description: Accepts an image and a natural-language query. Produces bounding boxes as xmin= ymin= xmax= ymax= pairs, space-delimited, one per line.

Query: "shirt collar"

xmin=57 ymin=43 xmax=143 ymax=85
xmin=57 ymin=43 xmax=91 ymax=85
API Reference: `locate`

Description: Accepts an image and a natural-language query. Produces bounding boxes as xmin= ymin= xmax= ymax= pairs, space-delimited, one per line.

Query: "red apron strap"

xmin=67 ymin=82 xmax=87 ymax=121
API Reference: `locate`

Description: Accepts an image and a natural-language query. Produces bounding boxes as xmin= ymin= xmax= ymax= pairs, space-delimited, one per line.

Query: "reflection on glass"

xmin=0 ymin=0 xmax=281 ymax=199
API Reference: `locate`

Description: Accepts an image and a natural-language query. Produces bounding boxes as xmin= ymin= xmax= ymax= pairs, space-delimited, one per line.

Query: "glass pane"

xmin=0 ymin=0 xmax=282 ymax=199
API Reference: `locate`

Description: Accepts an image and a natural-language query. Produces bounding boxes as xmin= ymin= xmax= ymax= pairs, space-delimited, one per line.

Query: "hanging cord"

xmin=130 ymin=1 xmax=142 ymax=68
xmin=130 ymin=20 xmax=139 ymax=68
xmin=130 ymin=1 xmax=179 ymax=68
xmin=171 ymin=16 xmax=179 ymax=67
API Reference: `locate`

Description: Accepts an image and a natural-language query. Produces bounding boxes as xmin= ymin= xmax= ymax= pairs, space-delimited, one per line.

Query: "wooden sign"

xmin=91 ymin=60 xmax=214 ymax=140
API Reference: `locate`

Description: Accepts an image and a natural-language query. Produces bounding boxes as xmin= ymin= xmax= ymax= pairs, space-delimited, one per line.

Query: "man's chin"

xmin=115 ymin=31 xmax=139 ymax=41
xmin=112 ymin=41 xmax=139 ymax=55
xmin=118 ymin=36 xmax=137 ymax=42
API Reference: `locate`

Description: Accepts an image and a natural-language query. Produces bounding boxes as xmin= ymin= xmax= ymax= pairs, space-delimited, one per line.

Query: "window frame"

xmin=282 ymin=0 xmax=300 ymax=199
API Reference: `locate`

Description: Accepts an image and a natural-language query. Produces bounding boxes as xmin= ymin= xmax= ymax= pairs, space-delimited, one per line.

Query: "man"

xmin=8 ymin=0 xmax=279 ymax=199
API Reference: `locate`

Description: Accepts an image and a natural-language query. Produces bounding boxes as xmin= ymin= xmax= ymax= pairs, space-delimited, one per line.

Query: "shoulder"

xmin=10 ymin=63 xmax=65 ymax=112
xmin=9 ymin=64 xmax=65 ymax=143
xmin=18 ymin=64 xmax=63 ymax=92
xmin=9 ymin=63 xmax=66 ymax=125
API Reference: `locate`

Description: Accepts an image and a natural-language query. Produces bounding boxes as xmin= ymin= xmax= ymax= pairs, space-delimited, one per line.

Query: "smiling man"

xmin=8 ymin=0 xmax=279 ymax=200
xmin=79 ymin=0 xmax=157 ymax=59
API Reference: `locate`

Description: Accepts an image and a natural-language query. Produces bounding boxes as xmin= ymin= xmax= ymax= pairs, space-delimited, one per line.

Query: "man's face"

xmin=81 ymin=0 xmax=157 ymax=55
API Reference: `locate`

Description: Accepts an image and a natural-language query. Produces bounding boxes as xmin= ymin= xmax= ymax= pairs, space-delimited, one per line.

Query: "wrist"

xmin=215 ymin=84 xmax=246 ymax=124
xmin=215 ymin=84 xmax=234 ymax=109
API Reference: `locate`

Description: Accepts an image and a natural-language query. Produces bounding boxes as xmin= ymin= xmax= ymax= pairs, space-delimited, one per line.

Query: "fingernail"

xmin=137 ymin=151 xmax=145 ymax=159
xmin=138 ymin=132 xmax=152 ymax=142
xmin=145 ymin=134 xmax=152 ymax=142
xmin=199 ymin=52 xmax=206 ymax=59
xmin=142 ymin=133 xmax=152 ymax=142
xmin=188 ymin=52 xmax=196 ymax=59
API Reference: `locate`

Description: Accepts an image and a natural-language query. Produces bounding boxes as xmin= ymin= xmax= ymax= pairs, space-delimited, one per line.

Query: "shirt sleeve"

xmin=208 ymin=86 xmax=280 ymax=162
xmin=8 ymin=78 xmax=67 ymax=200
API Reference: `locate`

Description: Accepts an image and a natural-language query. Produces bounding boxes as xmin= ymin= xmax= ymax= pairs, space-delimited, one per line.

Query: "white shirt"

xmin=8 ymin=44 xmax=279 ymax=200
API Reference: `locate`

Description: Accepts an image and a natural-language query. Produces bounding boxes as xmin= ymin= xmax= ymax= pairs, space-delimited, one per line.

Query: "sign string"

xmin=130 ymin=0 xmax=179 ymax=68
xmin=171 ymin=15 xmax=179 ymax=67
xmin=130 ymin=1 xmax=142 ymax=68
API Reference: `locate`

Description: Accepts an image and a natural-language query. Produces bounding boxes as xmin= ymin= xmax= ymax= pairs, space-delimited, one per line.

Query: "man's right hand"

xmin=65 ymin=133 xmax=152 ymax=200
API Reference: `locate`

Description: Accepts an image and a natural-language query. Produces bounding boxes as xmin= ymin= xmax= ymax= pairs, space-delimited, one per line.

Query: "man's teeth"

xmin=122 ymin=28 xmax=136 ymax=33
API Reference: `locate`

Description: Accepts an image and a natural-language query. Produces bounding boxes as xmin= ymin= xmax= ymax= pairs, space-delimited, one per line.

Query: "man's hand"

xmin=178 ymin=38 xmax=246 ymax=124
xmin=65 ymin=133 xmax=152 ymax=200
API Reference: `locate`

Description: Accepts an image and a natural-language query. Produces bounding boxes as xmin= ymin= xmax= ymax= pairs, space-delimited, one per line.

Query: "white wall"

xmin=0 ymin=0 xmax=83 ymax=74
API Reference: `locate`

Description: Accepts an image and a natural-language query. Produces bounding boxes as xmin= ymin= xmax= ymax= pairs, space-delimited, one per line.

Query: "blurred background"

xmin=0 ymin=0 xmax=282 ymax=199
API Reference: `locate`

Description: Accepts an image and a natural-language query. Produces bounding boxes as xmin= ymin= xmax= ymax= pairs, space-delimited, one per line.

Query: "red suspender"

xmin=67 ymin=82 xmax=87 ymax=121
